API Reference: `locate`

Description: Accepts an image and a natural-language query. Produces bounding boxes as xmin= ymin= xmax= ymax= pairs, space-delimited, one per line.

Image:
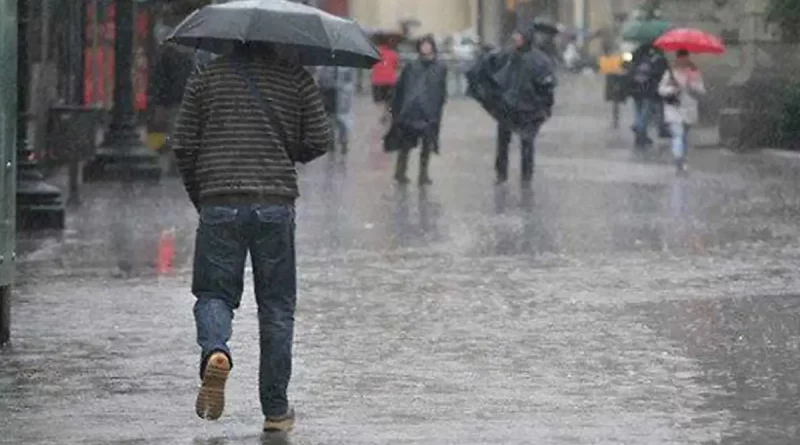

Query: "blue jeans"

xmin=670 ymin=122 xmax=690 ymax=161
xmin=193 ymin=204 xmax=296 ymax=418
xmin=633 ymin=97 xmax=659 ymax=147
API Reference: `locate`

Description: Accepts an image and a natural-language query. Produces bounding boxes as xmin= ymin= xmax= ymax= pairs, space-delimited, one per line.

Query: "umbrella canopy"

xmin=654 ymin=28 xmax=726 ymax=54
xmin=621 ymin=19 xmax=672 ymax=43
xmin=167 ymin=0 xmax=380 ymax=68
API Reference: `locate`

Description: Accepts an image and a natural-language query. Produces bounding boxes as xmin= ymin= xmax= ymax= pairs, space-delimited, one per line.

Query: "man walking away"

xmin=494 ymin=22 xmax=556 ymax=184
xmin=384 ymin=35 xmax=448 ymax=185
xmin=628 ymin=43 xmax=668 ymax=150
xmin=171 ymin=41 xmax=331 ymax=433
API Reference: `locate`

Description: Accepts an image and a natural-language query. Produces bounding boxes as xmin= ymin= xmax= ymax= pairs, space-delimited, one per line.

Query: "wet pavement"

xmin=3 ymin=74 xmax=800 ymax=444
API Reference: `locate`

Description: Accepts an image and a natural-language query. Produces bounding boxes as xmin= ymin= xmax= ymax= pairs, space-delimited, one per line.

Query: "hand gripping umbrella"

xmin=167 ymin=0 xmax=381 ymax=68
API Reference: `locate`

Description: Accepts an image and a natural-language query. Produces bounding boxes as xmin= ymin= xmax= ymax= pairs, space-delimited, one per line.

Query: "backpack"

xmin=632 ymin=57 xmax=654 ymax=86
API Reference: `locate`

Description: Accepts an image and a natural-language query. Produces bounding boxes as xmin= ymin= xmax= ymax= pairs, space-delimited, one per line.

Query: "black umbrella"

xmin=167 ymin=0 xmax=381 ymax=68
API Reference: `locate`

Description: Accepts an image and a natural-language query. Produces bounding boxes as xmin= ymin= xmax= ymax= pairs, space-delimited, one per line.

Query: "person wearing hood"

xmin=383 ymin=35 xmax=448 ymax=185
xmin=492 ymin=22 xmax=556 ymax=184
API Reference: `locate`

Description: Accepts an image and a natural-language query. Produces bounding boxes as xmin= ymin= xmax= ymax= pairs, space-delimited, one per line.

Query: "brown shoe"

xmin=195 ymin=352 xmax=231 ymax=420
xmin=263 ymin=407 xmax=296 ymax=433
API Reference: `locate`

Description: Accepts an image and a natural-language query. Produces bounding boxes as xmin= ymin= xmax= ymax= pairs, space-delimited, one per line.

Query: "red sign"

xmin=83 ymin=3 xmax=151 ymax=111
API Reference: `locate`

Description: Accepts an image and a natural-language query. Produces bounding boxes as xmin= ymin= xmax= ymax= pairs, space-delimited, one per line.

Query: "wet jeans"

xmin=670 ymin=122 xmax=690 ymax=162
xmin=632 ymin=97 xmax=660 ymax=147
xmin=192 ymin=204 xmax=296 ymax=418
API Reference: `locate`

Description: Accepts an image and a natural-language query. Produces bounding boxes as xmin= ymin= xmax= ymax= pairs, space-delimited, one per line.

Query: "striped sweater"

xmin=172 ymin=54 xmax=331 ymax=207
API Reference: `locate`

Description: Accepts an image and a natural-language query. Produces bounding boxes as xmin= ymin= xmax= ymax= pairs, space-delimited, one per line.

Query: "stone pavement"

xmin=2 ymin=73 xmax=800 ymax=445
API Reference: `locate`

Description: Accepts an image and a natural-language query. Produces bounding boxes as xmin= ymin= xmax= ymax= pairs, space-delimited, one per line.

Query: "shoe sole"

xmin=264 ymin=409 xmax=296 ymax=433
xmin=263 ymin=418 xmax=295 ymax=433
xmin=195 ymin=354 xmax=230 ymax=420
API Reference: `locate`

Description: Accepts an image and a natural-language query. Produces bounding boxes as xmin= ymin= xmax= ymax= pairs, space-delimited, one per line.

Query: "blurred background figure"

xmin=315 ymin=64 xmax=357 ymax=155
xmin=562 ymin=34 xmax=581 ymax=72
xmin=451 ymin=32 xmax=478 ymax=96
xmin=627 ymin=43 xmax=668 ymax=151
xmin=467 ymin=20 xmax=556 ymax=184
xmin=148 ymin=1 xmax=213 ymax=173
xmin=658 ymin=48 xmax=706 ymax=174
xmin=384 ymin=35 xmax=448 ymax=186
xmin=370 ymin=38 xmax=401 ymax=125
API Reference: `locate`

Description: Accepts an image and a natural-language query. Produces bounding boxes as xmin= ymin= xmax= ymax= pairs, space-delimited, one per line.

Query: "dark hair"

xmin=676 ymin=49 xmax=690 ymax=57
xmin=416 ymin=34 xmax=438 ymax=54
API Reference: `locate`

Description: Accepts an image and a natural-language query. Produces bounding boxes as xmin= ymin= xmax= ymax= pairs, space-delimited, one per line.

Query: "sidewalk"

xmin=4 ymin=74 xmax=800 ymax=445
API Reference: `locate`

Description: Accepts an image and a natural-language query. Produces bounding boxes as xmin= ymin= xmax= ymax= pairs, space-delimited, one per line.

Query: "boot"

xmin=394 ymin=150 xmax=410 ymax=184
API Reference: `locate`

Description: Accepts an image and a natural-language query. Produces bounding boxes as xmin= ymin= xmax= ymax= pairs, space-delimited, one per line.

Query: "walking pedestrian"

xmin=171 ymin=41 xmax=331 ymax=433
xmin=383 ymin=34 xmax=448 ymax=185
xmin=371 ymin=41 xmax=400 ymax=125
xmin=315 ymin=65 xmax=356 ymax=155
xmin=627 ymin=43 xmax=669 ymax=150
xmin=658 ymin=49 xmax=706 ymax=174
xmin=488 ymin=22 xmax=556 ymax=184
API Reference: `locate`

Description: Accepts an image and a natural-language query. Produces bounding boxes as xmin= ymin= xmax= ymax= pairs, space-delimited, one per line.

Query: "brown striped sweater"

xmin=172 ymin=54 xmax=331 ymax=207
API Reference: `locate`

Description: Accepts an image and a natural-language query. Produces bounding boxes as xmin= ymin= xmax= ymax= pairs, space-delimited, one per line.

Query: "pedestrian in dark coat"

xmin=468 ymin=21 xmax=556 ymax=184
xmin=384 ymin=34 xmax=448 ymax=185
xmin=627 ymin=43 xmax=669 ymax=149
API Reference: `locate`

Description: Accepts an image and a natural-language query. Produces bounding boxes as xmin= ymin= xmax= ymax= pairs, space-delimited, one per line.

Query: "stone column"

xmin=83 ymin=0 xmax=162 ymax=181
xmin=0 ymin=0 xmax=17 ymax=347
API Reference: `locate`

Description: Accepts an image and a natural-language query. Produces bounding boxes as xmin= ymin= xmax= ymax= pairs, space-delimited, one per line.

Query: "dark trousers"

xmin=192 ymin=204 xmax=296 ymax=418
xmin=395 ymin=132 xmax=435 ymax=181
xmin=496 ymin=124 xmax=538 ymax=181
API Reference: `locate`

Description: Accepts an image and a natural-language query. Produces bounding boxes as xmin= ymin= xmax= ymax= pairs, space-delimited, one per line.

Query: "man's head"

xmin=676 ymin=48 xmax=690 ymax=60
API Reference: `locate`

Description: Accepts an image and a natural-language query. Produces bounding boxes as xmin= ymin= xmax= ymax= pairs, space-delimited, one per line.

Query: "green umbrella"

xmin=621 ymin=19 xmax=672 ymax=43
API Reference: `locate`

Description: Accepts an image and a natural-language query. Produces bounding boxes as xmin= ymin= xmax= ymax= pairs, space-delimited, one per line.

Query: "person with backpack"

xmin=628 ymin=43 xmax=668 ymax=150
xmin=658 ymin=49 xmax=706 ymax=174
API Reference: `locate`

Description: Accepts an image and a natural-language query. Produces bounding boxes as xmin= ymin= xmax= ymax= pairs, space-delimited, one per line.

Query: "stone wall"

xmin=719 ymin=43 xmax=800 ymax=148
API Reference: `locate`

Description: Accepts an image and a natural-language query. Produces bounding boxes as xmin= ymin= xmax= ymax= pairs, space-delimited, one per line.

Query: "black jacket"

xmin=628 ymin=46 xmax=668 ymax=99
xmin=384 ymin=58 xmax=448 ymax=152
xmin=467 ymin=45 xmax=555 ymax=136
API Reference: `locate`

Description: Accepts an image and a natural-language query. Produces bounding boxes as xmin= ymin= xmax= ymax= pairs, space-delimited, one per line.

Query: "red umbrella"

xmin=654 ymin=28 xmax=726 ymax=54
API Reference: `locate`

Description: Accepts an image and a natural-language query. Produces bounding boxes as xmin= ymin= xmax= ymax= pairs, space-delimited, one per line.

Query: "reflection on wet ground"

xmin=4 ymin=76 xmax=800 ymax=444
xmin=633 ymin=294 xmax=800 ymax=445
